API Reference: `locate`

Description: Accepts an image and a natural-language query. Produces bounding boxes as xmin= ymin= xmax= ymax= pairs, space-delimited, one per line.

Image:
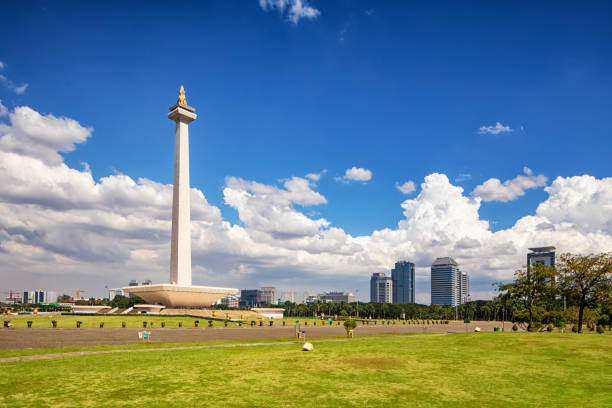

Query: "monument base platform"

xmin=122 ymin=284 xmax=238 ymax=308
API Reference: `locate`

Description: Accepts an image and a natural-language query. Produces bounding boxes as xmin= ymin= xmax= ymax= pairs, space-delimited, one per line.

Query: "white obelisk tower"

xmin=122 ymin=87 xmax=237 ymax=306
xmin=168 ymin=85 xmax=196 ymax=286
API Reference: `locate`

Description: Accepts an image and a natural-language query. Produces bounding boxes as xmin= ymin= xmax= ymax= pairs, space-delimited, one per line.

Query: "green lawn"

xmin=1 ymin=333 xmax=610 ymax=407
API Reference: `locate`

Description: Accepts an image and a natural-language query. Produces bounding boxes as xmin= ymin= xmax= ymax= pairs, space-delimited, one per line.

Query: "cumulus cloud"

xmin=258 ymin=0 xmax=320 ymax=24
xmin=223 ymin=176 xmax=329 ymax=239
xmin=473 ymin=167 xmax=548 ymax=202
xmin=1 ymin=105 xmax=611 ymax=304
xmin=395 ymin=180 xmax=416 ymax=194
xmin=0 ymin=100 xmax=7 ymax=117
xmin=478 ymin=122 xmax=512 ymax=135
xmin=0 ymin=106 xmax=92 ymax=165
xmin=536 ymin=175 xmax=612 ymax=234
xmin=336 ymin=166 xmax=372 ymax=183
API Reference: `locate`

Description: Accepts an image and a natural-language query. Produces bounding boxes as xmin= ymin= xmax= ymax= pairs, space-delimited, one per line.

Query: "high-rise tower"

xmin=168 ymin=85 xmax=196 ymax=286
xmin=122 ymin=87 xmax=237 ymax=307
xmin=431 ymin=257 xmax=469 ymax=306
xmin=391 ymin=261 xmax=415 ymax=304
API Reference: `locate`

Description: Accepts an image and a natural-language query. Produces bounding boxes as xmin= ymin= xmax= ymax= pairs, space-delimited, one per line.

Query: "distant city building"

xmin=527 ymin=246 xmax=556 ymax=270
xmin=460 ymin=272 xmax=469 ymax=304
xmin=219 ymin=295 xmax=239 ymax=308
xmin=319 ymin=291 xmax=356 ymax=303
xmin=21 ymin=290 xmax=58 ymax=304
xmin=259 ymin=287 xmax=277 ymax=305
xmin=280 ymin=291 xmax=298 ymax=304
xmin=391 ymin=261 xmax=415 ymax=304
xmin=108 ymin=288 xmax=125 ymax=301
xmin=304 ymin=293 xmax=319 ymax=304
xmin=431 ymin=257 xmax=469 ymax=306
xmin=370 ymin=273 xmax=392 ymax=303
xmin=240 ymin=289 xmax=262 ymax=307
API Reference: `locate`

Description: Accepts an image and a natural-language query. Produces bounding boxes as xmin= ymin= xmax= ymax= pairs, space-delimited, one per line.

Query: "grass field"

xmin=1 ymin=332 xmax=610 ymax=407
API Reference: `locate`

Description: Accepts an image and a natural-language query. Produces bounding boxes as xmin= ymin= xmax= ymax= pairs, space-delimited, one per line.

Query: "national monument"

xmin=123 ymin=86 xmax=238 ymax=307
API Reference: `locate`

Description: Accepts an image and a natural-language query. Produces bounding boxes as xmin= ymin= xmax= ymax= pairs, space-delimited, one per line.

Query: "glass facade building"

xmin=370 ymin=272 xmax=393 ymax=303
xmin=431 ymin=257 xmax=469 ymax=306
xmin=391 ymin=261 xmax=415 ymax=304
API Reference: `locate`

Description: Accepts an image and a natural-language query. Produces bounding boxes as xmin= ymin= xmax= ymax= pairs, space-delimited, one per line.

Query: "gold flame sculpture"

xmin=177 ymin=85 xmax=187 ymax=105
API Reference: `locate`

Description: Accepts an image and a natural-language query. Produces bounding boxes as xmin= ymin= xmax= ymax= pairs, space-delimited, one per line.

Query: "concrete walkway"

xmin=0 ymin=334 xmax=448 ymax=363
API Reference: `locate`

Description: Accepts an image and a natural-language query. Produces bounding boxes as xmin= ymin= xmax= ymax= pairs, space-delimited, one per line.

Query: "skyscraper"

xmin=370 ymin=273 xmax=392 ymax=303
xmin=391 ymin=261 xmax=415 ymax=304
xmin=431 ymin=257 xmax=469 ymax=306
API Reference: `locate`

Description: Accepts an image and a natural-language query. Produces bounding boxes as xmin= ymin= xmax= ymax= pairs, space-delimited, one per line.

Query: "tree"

xmin=498 ymin=263 xmax=558 ymax=331
xmin=557 ymin=253 xmax=612 ymax=333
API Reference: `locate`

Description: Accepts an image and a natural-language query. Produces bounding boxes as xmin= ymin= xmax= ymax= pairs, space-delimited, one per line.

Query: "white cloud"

xmin=0 ymin=72 xmax=29 ymax=95
xmin=0 ymin=100 xmax=7 ymax=117
xmin=258 ymin=0 xmax=320 ymax=24
xmin=1 ymin=105 xmax=611 ymax=304
xmin=0 ymin=106 xmax=92 ymax=165
xmin=336 ymin=166 xmax=372 ymax=183
xmin=395 ymin=180 xmax=416 ymax=194
xmin=478 ymin=122 xmax=512 ymax=135
xmin=14 ymin=84 xmax=28 ymax=95
xmin=455 ymin=173 xmax=472 ymax=182
xmin=305 ymin=169 xmax=326 ymax=183
xmin=536 ymin=175 xmax=612 ymax=234
xmin=473 ymin=168 xmax=547 ymax=202
xmin=0 ymin=61 xmax=5 ymax=70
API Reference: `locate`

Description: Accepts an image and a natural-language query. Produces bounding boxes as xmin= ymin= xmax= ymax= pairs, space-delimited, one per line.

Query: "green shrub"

xmin=512 ymin=324 xmax=518 ymax=331
xmin=343 ymin=319 xmax=357 ymax=334
xmin=596 ymin=325 xmax=604 ymax=334
xmin=546 ymin=325 xmax=553 ymax=332
xmin=571 ymin=325 xmax=578 ymax=333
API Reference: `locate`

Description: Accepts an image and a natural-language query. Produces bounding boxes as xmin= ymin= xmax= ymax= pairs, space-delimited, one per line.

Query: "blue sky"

xmin=0 ymin=1 xmax=611 ymax=301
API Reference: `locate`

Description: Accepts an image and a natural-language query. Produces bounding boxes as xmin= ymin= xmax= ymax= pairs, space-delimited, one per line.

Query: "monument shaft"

xmin=168 ymin=88 xmax=197 ymax=286
xmin=121 ymin=87 xmax=238 ymax=307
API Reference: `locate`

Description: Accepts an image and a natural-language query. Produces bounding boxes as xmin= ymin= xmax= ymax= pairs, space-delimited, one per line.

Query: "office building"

xmin=370 ymin=273 xmax=392 ymax=303
xmin=527 ymin=246 xmax=556 ymax=270
xmin=431 ymin=257 xmax=469 ymax=306
xmin=219 ymin=295 xmax=239 ymax=308
xmin=280 ymin=291 xmax=298 ymax=304
xmin=319 ymin=291 xmax=356 ymax=303
xmin=391 ymin=261 xmax=415 ymax=304
xmin=21 ymin=290 xmax=58 ymax=304
xmin=304 ymin=293 xmax=319 ymax=304
xmin=259 ymin=287 xmax=277 ymax=305
xmin=239 ymin=289 xmax=262 ymax=307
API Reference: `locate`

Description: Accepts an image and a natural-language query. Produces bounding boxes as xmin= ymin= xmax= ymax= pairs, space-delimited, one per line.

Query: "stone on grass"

xmin=302 ymin=342 xmax=314 ymax=351
xmin=474 ymin=327 xmax=481 ymax=332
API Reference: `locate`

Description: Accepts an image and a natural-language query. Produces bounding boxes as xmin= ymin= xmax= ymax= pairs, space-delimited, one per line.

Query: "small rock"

xmin=302 ymin=342 xmax=314 ymax=351
xmin=474 ymin=327 xmax=481 ymax=332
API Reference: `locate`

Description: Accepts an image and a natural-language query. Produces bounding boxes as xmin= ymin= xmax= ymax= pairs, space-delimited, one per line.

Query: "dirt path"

xmin=0 ymin=334 xmax=448 ymax=363
xmin=0 ymin=321 xmax=504 ymax=350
